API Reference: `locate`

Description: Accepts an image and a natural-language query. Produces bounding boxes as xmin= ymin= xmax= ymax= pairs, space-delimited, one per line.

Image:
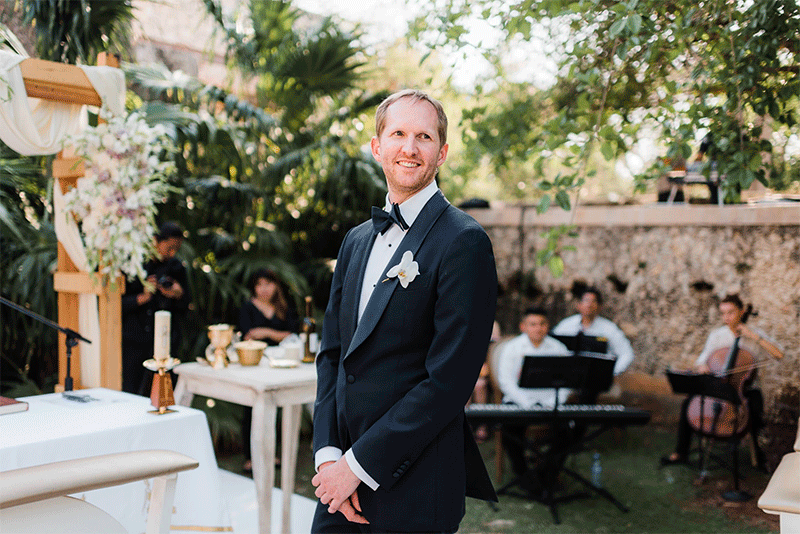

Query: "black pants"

xmin=311 ymin=501 xmax=457 ymax=534
xmin=503 ymin=423 xmax=530 ymax=476
xmin=122 ymin=342 xmax=150 ymax=395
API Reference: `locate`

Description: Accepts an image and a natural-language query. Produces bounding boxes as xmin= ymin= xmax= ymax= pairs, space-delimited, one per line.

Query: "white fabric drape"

xmin=0 ymin=51 xmax=124 ymax=155
xmin=0 ymin=50 xmax=126 ymax=387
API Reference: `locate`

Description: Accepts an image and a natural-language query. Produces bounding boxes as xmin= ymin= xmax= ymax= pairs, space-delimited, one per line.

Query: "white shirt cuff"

xmin=314 ymin=446 xmax=342 ymax=472
xmin=345 ymin=449 xmax=380 ymax=490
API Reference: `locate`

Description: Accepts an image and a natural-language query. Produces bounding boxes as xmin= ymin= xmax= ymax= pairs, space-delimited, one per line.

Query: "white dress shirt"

xmin=695 ymin=325 xmax=777 ymax=366
xmin=551 ymin=314 xmax=635 ymax=375
xmin=497 ymin=334 xmax=571 ymax=409
xmin=315 ymin=180 xmax=441 ymax=490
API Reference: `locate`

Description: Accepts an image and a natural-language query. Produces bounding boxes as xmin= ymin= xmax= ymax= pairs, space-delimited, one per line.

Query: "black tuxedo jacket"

xmin=313 ymin=191 xmax=498 ymax=532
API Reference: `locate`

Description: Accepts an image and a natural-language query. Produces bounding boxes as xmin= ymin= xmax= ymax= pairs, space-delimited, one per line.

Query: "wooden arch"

xmin=20 ymin=53 xmax=123 ymax=390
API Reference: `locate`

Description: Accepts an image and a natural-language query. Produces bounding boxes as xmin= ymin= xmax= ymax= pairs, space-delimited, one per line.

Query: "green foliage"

xmin=0 ymin=22 xmax=29 ymax=55
xmin=205 ymin=0 xmax=367 ymax=133
xmin=1 ymin=0 xmax=386 ymax=402
xmin=1 ymin=143 xmax=57 ymax=392
xmin=412 ymin=0 xmax=800 ymax=274
xmin=125 ymin=63 xmax=386 ymax=325
xmin=22 ymin=0 xmax=134 ymax=63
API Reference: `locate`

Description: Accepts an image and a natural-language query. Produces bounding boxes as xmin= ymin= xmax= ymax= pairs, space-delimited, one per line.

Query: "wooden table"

xmin=173 ymin=361 xmax=317 ymax=534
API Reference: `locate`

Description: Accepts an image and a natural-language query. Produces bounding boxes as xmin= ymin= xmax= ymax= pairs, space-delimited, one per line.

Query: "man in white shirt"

xmin=552 ymin=286 xmax=634 ymax=376
xmin=497 ymin=308 xmax=570 ymax=476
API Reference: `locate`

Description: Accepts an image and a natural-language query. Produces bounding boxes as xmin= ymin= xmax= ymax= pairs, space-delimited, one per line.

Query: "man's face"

xmin=576 ymin=292 xmax=600 ymax=320
xmin=521 ymin=314 xmax=549 ymax=346
xmin=370 ymin=97 xmax=448 ymax=204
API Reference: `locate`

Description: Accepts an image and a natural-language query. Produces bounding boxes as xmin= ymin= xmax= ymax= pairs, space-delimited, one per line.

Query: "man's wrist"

xmin=315 ymin=446 xmax=342 ymax=472
xmin=344 ymin=449 xmax=379 ymax=491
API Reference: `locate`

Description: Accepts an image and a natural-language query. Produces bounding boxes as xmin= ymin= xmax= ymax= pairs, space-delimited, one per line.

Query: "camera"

xmin=158 ymin=276 xmax=175 ymax=289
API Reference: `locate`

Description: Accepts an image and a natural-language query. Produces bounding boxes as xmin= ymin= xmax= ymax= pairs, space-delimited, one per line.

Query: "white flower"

xmin=62 ymin=111 xmax=175 ymax=286
xmin=386 ymin=251 xmax=419 ymax=288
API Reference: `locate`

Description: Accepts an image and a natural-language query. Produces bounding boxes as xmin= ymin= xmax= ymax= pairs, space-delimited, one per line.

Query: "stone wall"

xmin=467 ymin=203 xmax=800 ymax=417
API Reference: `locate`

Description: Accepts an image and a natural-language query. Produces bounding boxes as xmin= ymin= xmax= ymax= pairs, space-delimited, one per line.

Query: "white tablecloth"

xmin=0 ymin=388 xmax=231 ymax=533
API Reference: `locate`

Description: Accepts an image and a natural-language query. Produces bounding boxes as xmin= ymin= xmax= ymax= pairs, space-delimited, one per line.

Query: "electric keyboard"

xmin=465 ymin=403 xmax=651 ymax=426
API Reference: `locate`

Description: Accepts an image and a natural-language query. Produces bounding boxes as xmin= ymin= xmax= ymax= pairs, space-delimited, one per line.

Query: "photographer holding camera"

xmin=121 ymin=222 xmax=192 ymax=395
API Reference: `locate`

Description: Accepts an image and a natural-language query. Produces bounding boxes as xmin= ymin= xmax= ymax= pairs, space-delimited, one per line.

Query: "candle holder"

xmin=207 ymin=324 xmax=234 ymax=369
xmin=143 ymin=357 xmax=179 ymax=414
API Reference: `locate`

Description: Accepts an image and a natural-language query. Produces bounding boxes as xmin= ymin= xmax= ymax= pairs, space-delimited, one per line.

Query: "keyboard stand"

xmin=497 ymin=416 xmax=630 ymax=524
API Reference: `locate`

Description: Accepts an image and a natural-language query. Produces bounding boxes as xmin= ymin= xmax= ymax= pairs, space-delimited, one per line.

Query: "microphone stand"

xmin=0 ymin=295 xmax=91 ymax=395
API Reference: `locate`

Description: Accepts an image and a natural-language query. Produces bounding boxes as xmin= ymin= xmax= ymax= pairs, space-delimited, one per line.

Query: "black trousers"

xmin=311 ymin=500 xmax=457 ymax=534
xmin=122 ymin=342 xmax=150 ymax=395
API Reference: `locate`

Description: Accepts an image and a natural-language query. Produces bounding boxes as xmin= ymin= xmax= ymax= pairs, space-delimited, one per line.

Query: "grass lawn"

xmin=217 ymin=422 xmax=779 ymax=533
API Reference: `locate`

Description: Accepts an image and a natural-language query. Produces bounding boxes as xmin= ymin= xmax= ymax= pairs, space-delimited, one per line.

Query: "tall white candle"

xmin=154 ymin=310 xmax=171 ymax=361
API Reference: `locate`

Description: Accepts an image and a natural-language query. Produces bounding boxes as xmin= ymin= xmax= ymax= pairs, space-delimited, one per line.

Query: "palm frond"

xmin=22 ymin=0 xmax=134 ymax=64
xmin=0 ymin=23 xmax=30 ymax=56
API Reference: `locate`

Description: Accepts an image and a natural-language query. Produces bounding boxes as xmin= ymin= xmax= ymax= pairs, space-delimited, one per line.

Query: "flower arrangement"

xmin=63 ymin=111 xmax=175 ymax=285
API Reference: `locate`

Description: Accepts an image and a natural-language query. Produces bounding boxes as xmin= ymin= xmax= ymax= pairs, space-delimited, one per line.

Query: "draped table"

xmin=173 ymin=360 xmax=317 ymax=534
xmin=0 ymin=388 xmax=230 ymax=532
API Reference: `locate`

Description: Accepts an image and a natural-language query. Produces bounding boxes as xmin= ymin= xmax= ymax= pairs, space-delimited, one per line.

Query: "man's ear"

xmin=370 ymin=136 xmax=380 ymax=160
xmin=437 ymin=143 xmax=449 ymax=167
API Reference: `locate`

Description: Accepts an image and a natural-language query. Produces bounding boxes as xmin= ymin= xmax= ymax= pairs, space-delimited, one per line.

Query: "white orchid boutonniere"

xmin=385 ymin=251 xmax=419 ymax=288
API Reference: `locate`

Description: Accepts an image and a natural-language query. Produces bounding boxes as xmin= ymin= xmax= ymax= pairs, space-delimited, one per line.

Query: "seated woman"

xmin=238 ymin=268 xmax=299 ymax=472
xmin=661 ymin=294 xmax=784 ymax=467
xmin=239 ymin=268 xmax=299 ymax=345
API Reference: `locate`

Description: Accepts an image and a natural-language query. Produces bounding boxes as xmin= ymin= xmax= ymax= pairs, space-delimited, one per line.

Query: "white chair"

xmin=758 ymin=417 xmax=800 ymax=533
xmin=0 ymin=450 xmax=198 ymax=534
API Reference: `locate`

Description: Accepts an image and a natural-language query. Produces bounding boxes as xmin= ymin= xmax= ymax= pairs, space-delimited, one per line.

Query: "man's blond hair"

xmin=375 ymin=89 xmax=448 ymax=147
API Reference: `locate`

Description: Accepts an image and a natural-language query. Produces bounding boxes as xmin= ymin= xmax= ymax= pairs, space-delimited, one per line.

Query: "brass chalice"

xmin=207 ymin=324 xmax=234 ymax=369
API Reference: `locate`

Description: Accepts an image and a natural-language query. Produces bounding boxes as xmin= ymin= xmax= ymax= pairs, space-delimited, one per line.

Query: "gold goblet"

xmin=207 ymin=324 xmax=234 ymax=369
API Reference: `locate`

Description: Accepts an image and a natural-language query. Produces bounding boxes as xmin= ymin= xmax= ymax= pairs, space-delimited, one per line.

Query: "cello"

xmin=686 ymin=305 xmax=755 ymax=439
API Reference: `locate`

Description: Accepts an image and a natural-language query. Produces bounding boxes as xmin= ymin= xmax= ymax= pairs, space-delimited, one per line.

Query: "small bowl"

xmin=234 ymin=340 xmax=267 ymax=366
xmin=265 ymin=346 xmax=285 ymax=360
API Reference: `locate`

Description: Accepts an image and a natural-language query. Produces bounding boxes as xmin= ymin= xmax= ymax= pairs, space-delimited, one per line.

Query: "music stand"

xmin=507 ymin=354 xmax=625 ymax=523
xmin=519 ymin=355 xmax=614 ymax=410
xmin=550 ymin=333 xmax=609 ymax=356
xmin=666 ymin=370 xmax=751 ymax=502
xmin=666 ymin=371 xmax=739 ymax=406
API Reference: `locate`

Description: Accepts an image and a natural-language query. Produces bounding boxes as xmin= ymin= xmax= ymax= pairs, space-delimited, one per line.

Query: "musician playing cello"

xmin=661 ymin=294 xmax=783 ymax=468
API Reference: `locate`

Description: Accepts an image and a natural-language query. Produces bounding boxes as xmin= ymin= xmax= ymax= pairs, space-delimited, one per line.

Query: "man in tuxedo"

xmin=311 ymin=89 xmax=498 ymax=533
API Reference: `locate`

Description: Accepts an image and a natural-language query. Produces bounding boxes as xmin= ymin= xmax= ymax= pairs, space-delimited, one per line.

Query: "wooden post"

xmin=19 ymin=53 xmax=124 ymax=390
xmin=52 ymin=155 xmax=84 ymax=390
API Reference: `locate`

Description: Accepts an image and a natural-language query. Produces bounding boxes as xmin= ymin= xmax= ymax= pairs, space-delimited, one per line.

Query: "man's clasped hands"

xmin=312 ymin=457 xmax=369 ymax=524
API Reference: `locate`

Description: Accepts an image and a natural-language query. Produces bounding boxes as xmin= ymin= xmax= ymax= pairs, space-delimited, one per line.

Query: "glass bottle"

xmin=302 ymin=296 xmax=315 ymax=363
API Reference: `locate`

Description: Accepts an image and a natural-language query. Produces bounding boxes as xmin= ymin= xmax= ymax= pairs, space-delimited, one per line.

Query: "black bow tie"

xmin=372 ymin=203 xmax=409 ymax=235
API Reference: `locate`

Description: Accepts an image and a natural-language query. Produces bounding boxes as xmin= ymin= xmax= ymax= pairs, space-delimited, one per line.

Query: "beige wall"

xmin=468 ymin=203 xmax=800 ymax=413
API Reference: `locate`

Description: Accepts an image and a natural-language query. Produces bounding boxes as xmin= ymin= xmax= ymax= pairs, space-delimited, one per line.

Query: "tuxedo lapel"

xmin=340 ymin=227 xmax=376 ymax=349
xmin=345 ymin=191 xmax=449 ymax=359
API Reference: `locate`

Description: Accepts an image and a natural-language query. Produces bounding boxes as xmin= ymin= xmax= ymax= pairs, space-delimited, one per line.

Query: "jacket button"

xmin=347 ymin=375 xmax=355 ymax=384
xmin=403 ymin=461 xmax=410 ymax=466
xmin=393 ymin=472 xmax=400 ymax=478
